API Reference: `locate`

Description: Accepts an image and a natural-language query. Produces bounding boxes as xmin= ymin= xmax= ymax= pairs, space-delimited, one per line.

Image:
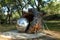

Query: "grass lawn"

xmin=45 ymin=20 xmax=60 ymax=32
xmin=0 ymin=20 xmax=60 ymax=32
xmin=0 ymin=24 xmax=16 ymax=32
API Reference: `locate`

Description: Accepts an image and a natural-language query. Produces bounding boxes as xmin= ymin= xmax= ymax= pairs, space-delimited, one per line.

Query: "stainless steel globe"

xmin=16 ymin=18 xmax=29 ymax=32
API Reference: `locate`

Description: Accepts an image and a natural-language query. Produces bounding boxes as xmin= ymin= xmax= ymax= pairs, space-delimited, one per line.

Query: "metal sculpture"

xmin=17 ymin=8 xmax=44 ymax=33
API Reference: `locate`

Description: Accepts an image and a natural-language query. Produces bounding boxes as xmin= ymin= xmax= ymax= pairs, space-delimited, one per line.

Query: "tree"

xmin=41 ymin=0 xmax=60 ymax=15
xmin=0 ymin=0 xmax=47 ymax=24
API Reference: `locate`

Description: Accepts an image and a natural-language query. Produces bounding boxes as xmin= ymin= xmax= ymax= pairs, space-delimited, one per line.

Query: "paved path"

xmin=0 ymin=30 xmax=59 ymax=40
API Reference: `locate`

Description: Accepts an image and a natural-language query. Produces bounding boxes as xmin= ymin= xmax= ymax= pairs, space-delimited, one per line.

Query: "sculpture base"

xmin=0 ymin=30 xmax=46 ymax=40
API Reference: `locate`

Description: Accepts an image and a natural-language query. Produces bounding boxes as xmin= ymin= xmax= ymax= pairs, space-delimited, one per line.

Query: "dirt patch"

xmin=44 ymin=30 xmax=60 ymax=40
xmin=0 ymin=30 xmax=60 ymax=40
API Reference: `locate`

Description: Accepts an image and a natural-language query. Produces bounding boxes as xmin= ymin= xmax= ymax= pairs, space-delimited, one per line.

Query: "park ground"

xmin=0 ymin=20 xmax=60 ymax=40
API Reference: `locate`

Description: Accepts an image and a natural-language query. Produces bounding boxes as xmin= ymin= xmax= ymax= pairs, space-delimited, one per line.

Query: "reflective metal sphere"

xmin=16 ymin=18 xmax=29 ymax=32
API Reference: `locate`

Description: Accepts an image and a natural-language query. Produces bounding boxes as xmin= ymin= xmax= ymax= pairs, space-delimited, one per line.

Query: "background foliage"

xmin=0 ymin=0 xmax=60 ymax=24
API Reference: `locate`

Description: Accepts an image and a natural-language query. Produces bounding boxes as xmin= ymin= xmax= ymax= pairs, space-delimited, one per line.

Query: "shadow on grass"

xmin=45 ymin=21 xmax=60 ymax=32
xmin=0 ymin=24 xmax=16 ymax=32
xmin=44 ymin=14 xmax=60 ymax=20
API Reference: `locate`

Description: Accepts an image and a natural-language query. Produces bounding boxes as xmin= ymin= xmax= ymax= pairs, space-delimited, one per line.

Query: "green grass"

xmin=45 ymin=20 xmax=60 ymax=32
xmin=0 ymin=20 xmax=60 ymax=32
xmin=0 ymin=24 xmax=16 ymax=32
